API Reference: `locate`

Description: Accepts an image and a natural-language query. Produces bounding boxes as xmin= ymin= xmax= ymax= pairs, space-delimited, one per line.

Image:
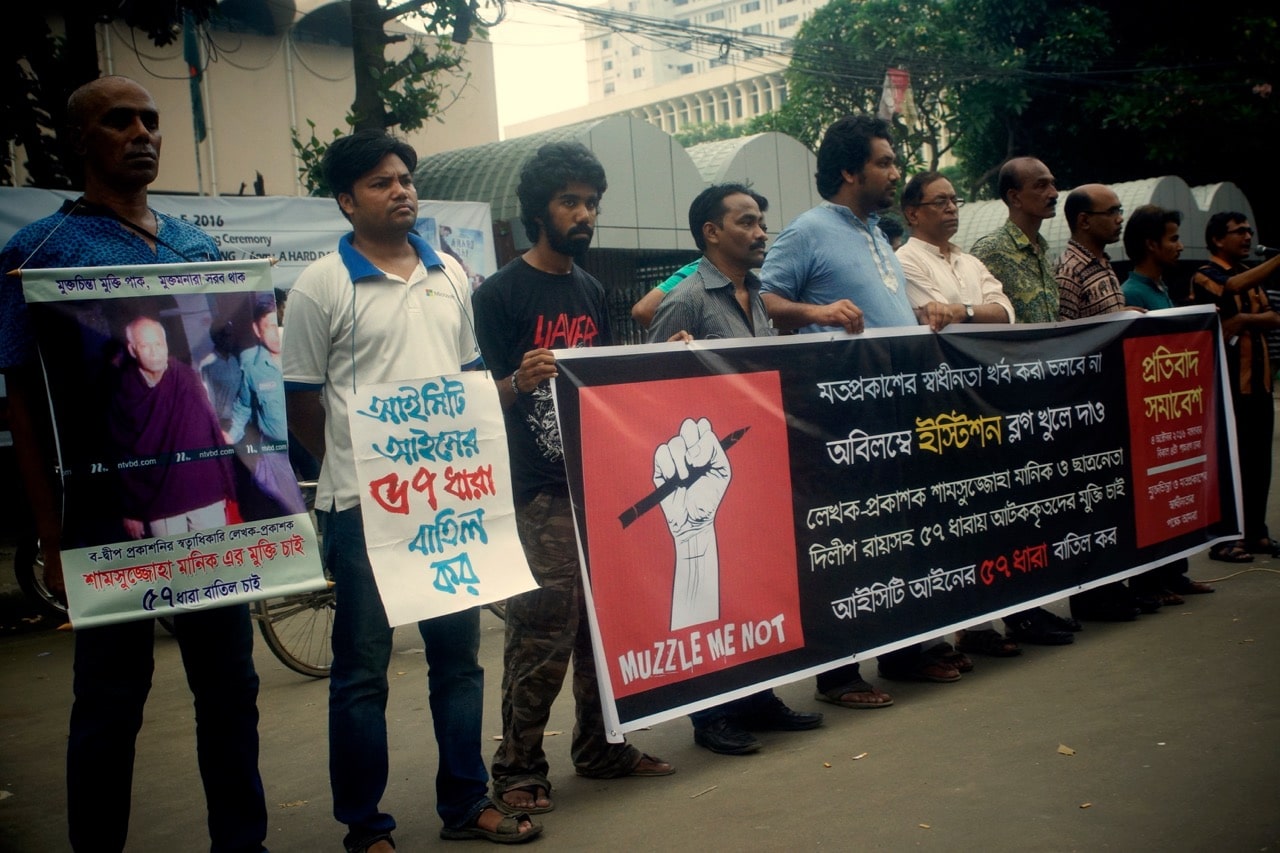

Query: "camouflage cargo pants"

xmin=491 ymin=489 xmax=640 ymax=795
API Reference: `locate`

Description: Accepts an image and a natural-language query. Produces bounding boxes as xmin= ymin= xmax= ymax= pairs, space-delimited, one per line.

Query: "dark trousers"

xmin=68 ymin=606 xmax=266 ymax=853
xmin=1234 ymin=392 xmax=1274 ymax=544
xmin=324 ymin=507 xmax=490 ymax=849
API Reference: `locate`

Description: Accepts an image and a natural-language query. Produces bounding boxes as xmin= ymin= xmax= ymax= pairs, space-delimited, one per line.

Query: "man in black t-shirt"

xmin=473 ymin=142 xmax=676 ymax=817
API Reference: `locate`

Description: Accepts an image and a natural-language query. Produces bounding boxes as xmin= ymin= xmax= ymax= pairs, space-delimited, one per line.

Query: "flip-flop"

xmin=814 ymin=681 xmax=894 ymax=709
xmin=1209 ymin=542 xmax=1253 ymax=563
xmin=494 ymin=785 xmax=554 ymax=815
xmin=440 ymin=811 xmax=542 ymax=844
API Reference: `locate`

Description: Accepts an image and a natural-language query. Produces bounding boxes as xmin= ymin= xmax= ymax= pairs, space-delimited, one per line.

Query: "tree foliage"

xmin=777 ymin=0 xmax=968 ymax=174
xmin=2 ymin=2 xmax=216 ymax=187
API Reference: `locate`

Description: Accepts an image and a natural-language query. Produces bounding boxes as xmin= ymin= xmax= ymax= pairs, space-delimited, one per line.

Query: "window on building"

xmin=677 ymin=64 xmax=694 ymax=74
xmin=709 ymin=56 xmax=727 ymax=68
xmin=743 ymin=24 xmax=762 ymax=34
xmin=632 ymin=46 xmax=641 ymax=55
xmin=743 ymin=46 xmax=763 ymax=58
xmin=602 ymin=37 xmax=610 ymax=48
xmin=706 ymin=8 xmax=724 ymax=20
xmin=740 ymin=0 xmax=760 ymax=11
xmin=605 ymin=82 xmax=615 ymax=94
xmin=676 ymin=18 xmax=690 ymax=25
xmin=634 ymin=67 xmax=645 ymax=78
xmin=779 ymin=14 xmax=798 ymax=27
xmin=604 ymin=60 xmax=613 ymax=70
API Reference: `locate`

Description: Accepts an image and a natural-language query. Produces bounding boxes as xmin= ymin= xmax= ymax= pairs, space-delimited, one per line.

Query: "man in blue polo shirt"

xmin=283 ymin=130 xmax=540 ymax=850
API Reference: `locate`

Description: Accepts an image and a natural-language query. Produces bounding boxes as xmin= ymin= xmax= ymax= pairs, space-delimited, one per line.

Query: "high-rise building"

xmin=509 ymin=0 xmax=825 ymax=137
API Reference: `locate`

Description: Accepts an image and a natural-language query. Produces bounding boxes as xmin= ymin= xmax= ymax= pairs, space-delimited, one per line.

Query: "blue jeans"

xmin=68 ymin=605 xmax=266 ymax=853
xmin=325 ymin=507 xmax=490 ymax=850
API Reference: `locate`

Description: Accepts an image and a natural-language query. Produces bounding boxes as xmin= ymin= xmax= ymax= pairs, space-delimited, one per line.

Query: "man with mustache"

xmin=647 ymin=183 xmax=824 ymax=754
xmin=759 ymin=115 xmax=956 ymax=707
xmin=0 ymin=76 xmax=268 ymax=853
xmin=971 ymin=157 xmax=1062 ymax=325
xmin=473 ymin=141 xmax=675 ymax=818
xmin=284 ymin=130 xmax=538 ymax=848
xmin=969 ymin=156 xmax=1082 ymax=646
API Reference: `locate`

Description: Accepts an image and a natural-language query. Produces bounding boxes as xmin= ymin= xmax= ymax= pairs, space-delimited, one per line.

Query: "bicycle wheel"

xmin=254 ymin=584 xmax=335 ymax=678
xmin=14 ymin=536 xmax=68 ymax=622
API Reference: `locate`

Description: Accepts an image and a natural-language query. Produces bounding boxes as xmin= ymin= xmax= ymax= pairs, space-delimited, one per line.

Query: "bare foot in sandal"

xmin=500 ymin=785 xmax=553 ymax=814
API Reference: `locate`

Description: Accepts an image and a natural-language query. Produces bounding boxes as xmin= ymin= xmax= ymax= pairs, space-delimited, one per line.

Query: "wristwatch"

xmin=963 ymin=303 xmax=975 ymax=322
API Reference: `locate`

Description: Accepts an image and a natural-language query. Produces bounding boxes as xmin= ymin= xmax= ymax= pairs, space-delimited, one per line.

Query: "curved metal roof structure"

xmin=417 ymin=116 xmax=705 ymax=250
xmin=685 ymin=133 xmax=820 ymax=232
xmin=956 ymin=175 xmax=1233 ymax=261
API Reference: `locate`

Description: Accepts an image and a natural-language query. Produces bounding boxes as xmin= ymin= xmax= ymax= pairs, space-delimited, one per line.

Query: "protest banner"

xmin=348 ymin=372 xmax=536 ymax=626
xmin=552 ymin=307 xmax=1239 ymax=738
xmin=19 ymin=259 xmax=327 ymax=627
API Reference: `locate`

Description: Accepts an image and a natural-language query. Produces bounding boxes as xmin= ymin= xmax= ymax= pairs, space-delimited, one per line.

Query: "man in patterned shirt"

xmin=971 ymin=157 xmax=1061 ymax=324
xmin=1056 ymin=184 xmax=1128 ymax=320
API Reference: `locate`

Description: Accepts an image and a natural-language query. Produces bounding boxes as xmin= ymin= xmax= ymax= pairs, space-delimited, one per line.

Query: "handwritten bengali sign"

xmin=19 ymin=260 xmax=327 ymax=628
xmin=347 ymin=372 xmax=535 ymax=626
xmin=553 ymin=307 xmax=1239 ymax=738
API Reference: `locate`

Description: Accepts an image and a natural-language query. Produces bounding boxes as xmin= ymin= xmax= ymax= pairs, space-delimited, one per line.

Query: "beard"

xmin=546 ymin=223 xmax=594 ymax=260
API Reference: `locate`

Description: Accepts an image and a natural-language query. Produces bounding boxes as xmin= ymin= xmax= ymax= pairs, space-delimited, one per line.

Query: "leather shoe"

xmin=1070 ymin=585 xmax=1139 ymax=622
xmin=734 ymin=695 xmax=823 ymax=731
xmin=693 ymin=717 xmax=762 ymax=755
xmin=1006 ymin=611 xmax=1074 ymax=645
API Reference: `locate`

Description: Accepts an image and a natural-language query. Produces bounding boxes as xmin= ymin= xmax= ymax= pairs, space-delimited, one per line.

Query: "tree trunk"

xmin=349 ymin=0 xmax=389 ymax=130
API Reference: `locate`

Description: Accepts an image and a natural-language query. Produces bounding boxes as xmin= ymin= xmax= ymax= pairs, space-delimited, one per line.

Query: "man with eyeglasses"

xmin=1057 ymin=184 xmax=1157 ymax=622
xmin=1192 ymin=211 xmax=1280 ymax=563
xmin=897 ymin=171 xmax=1014 ymax=331
xmin=1056 ymin=184 xmax=1128 ymax=320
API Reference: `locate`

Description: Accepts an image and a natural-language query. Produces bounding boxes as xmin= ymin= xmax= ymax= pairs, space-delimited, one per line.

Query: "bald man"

xmin=0 ymin=77 xmax=267 ymax=852
xmin=1056 ymin=183 xmax=1130 ymax=320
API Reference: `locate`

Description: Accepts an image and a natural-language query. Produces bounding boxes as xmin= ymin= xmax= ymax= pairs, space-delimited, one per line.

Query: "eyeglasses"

xmin=1225 ymin=226 xmax=1254 ymax=236
xmin=1084 ymin=206 xmax=1124 ymax=217
xmin=916 ymin=196 xmax=965 ymax=210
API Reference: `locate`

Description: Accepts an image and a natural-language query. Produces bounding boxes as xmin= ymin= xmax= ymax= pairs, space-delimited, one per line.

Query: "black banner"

xmin=554 ymin=308 xmax=1238 ymax=736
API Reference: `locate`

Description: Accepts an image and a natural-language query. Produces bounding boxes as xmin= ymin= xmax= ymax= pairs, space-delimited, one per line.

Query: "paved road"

xmin=1 ymin=448 xmax=1278 ymax=850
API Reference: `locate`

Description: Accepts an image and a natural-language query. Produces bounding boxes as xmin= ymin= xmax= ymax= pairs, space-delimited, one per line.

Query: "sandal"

xmin=495 ymin=785 xmax=554 ymax=815
xmin=926 ymin=641 xmax=975 ymax=672
xmin=440 ymin=809 xmax=542 ymax=844
xmin=814 ymin=679 xmax=894 ymax=709
xmin=1209 ymin=541 xmax=1253 ymax=563
xmin=1248 ymin=538 xmax=1280 ymax=558
xmin=956 ymin=628 xmax=1022 ymax=658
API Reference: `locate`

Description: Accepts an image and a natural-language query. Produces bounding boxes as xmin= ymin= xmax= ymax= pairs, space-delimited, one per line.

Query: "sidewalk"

xmin=2 ymin=495 xmax=1278 ymax=849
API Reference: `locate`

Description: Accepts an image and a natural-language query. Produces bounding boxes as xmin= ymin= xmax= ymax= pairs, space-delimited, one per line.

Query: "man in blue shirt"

xmin=0 ymin=76 xmax=268 ymax=853
xmin=760 ymin=116 xmax=959 ymax=709
xmin=759 ymin=115 xmax=917 ymax=334
xmin=227 ymin=298 xmax=306 ymax=518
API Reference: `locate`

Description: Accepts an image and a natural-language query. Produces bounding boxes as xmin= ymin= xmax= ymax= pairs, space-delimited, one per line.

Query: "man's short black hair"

xmin=321 ymin=130 xmax=417 ymax=217
xmin=815 ymin=116 xmax=893 ymax=200
xmin=517 ymin=141 xmax=608 ymax=243
xmin=901 ymin=171 xmax=946 ymax=209
xmin=1205 ymin=210 xmax=1248 ymax=251
xmin=1063 ymin=187 xmax=1093 ymax=233
xmin=688 ymin=183 xmax=768 ymax=251
xmin=1124 ymin=205 xmax=1182 ymax=263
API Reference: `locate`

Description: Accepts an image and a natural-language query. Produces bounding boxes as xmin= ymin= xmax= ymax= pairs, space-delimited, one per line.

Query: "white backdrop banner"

xmin=0 ymin=188 xmax=496 ymax=291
